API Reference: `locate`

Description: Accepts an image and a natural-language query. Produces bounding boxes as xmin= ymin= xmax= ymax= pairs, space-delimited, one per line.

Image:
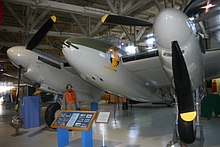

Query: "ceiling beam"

xmin=31 ymin=9 xmax=50 ymax=30
xmin=180 ymin=0 xmax=187 ymax=11
xmin=123 ymin=0 xmax=134 ymax=12
xmin=0 ymin=41 xmax=55 ymax=50
xmin=90 ymin=0 xmax=154 ymax=36
xmin=3 ymin=0 xmax=113 ymax=18
xmin=120 ymin=0 xmax=153 ymax=15
xmin=3 ymin=2 xmax=25 ymax=27
xmin=154 ymin=0 xmax=162 ymax=11
xmin=70 ymin=14 xmax=87 ymax=35
xmin=121 ymin=26 xmax=132 ymax=41
xmin=164 ymin=0 xmax=168 ymax=8
xmin=59 ymin=0 xmax=87 ymax=36
xmin=89 ymin=22 xmax=104 ymax=36
xmin=172 ymin=0 xmax=175 ymax=8
xmin=0 ymin=26 xmax=82 ymax=38
xmin=119 ymin=0 xmax=123 ymax=13
xmin=106 ymin=0 xmax=118 ymax=13
xmin=136 ymin=27 xmax=147 ymax=41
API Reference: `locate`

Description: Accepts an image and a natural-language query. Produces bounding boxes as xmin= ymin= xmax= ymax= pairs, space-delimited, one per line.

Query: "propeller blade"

xmin=172 ymin=41 xmax=196 ymax=144
xmin=26 ymin=16 xmax=56 ymax=50
xmin=101 ymin=14 xmax=153 ymax=26
xmin=172 ymin=41 xmax=195 ymax=119
xmin=15 ymin=65 xmax=22 ymax=112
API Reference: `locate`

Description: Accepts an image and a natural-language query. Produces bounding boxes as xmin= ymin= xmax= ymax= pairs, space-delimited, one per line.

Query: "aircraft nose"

xmin=62 ymin=40 xmax=81 ymax=63
xmin=153 ymin=8 xmax=193 ymax=49
xmin=7 ymin=46 xmax=31 ymax=68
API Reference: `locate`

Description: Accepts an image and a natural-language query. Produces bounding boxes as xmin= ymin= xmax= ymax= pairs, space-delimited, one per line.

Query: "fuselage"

xmin=62 ymin=38 xmax=160 ymax=102
xmin=62 ymin=8 xmax=205 ymax=102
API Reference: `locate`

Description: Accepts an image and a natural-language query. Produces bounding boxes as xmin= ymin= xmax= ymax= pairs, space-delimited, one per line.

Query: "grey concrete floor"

xmin=0 ymin=97 xmax=220 ymax=147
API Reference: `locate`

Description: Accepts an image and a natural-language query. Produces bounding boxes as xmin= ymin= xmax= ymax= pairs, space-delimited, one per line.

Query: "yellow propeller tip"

xmin=180 ymin=111 xmax=196 ymax=122
xmin=101 ymin=14 xmax=109 ymax=23
xmin=51 ymin=15 xmax=56 ymax=22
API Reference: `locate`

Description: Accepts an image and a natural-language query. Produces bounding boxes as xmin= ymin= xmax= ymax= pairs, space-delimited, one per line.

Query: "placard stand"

xmin=81 ymin=127 xmax=93 ymax=147
xmin=55 ymin=102 xmax=98 ymax=147
xmin=57 ymin=128 xmax=69 ymax=147
xmin=91 ymin=102 xmax=98 ymax=111
xmin=101 ymin=124 xmax=107 ymax=147
xmin=96 ymin=112 xmax=111 ymax=147
xmin=81 ymin=102 xmax=98 ymax=147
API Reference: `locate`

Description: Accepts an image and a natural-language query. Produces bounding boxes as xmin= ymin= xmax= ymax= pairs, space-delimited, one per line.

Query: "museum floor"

xmin=1 ymin=98 xmax=220 ymax=147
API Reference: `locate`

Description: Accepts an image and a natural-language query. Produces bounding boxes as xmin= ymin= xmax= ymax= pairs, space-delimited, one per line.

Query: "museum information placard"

xmin=51 ymin=110 xmax=97 ymax=131
xmin=96 ymin=112 xmax=111 ymax=123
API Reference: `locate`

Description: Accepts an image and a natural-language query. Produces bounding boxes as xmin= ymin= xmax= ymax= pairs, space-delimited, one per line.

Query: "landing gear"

xmin=168 ymin=88 xmax=204 ymax=146
xmin=194 ymin=88 xmax=205 ymax=146
xmin=45 ymin=102 xmax=61 ymax=127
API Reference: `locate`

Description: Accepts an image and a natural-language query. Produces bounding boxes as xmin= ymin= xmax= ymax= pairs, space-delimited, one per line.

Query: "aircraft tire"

xmin=45 ymin=102 xmax=61 ymax=127
xmin=178 ymin=115 xmax=196 ymax=144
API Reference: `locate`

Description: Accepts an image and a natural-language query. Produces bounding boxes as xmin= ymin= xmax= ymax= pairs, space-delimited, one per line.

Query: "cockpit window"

xmin=101 ymin=35 xmax=159 ymax=62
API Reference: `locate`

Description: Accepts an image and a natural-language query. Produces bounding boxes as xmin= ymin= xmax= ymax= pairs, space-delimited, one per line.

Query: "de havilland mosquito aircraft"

xmin=6 ymin=0 xmax=220 ymax=145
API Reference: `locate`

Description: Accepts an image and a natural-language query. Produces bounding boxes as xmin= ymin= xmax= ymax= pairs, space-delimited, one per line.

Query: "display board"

xmin=51 ymin=110 xmax=97 ymax=131
xmin=96 ymin=112 xmax=111 ymax=123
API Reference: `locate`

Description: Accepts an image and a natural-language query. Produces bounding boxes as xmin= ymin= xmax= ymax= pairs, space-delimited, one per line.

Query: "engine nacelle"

xmin=154 ymin=8 xmax=204 ymax=89
xmin=7 ymin=46 xmax=34 ymax=70
xmin=154 ymin=8 xmax=193 ymax=50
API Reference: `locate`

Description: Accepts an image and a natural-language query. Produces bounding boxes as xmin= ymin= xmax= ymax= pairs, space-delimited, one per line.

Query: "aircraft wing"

xmin=122 ymin=49 xmax=220 ymax=87
xmin=122 ymin=55 xmax=170 ymax=87
xmin=33 ymin=49 xmax=78 ymax=75
xmin=204 ymin=49 xmax=220 ymax=80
